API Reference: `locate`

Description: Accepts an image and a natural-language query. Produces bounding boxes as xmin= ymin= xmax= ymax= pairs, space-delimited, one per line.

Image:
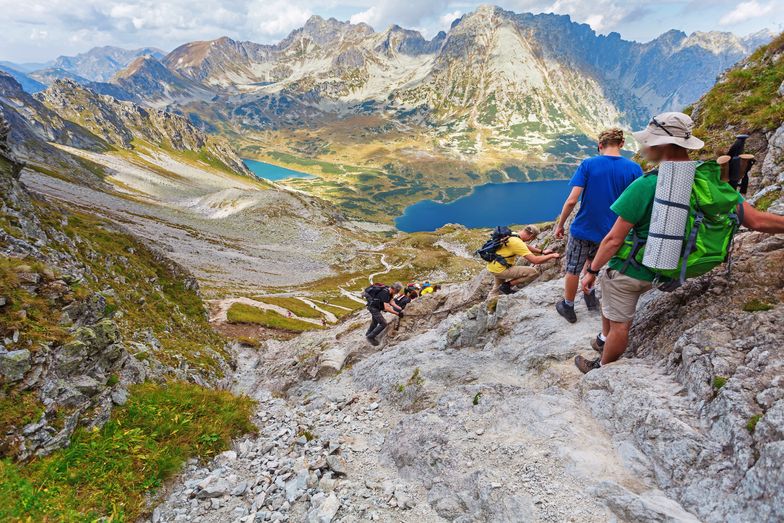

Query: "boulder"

xmin=0 ymin=349 xmax=31 ymax=382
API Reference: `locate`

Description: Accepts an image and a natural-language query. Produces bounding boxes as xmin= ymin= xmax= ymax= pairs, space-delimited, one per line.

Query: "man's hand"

xmin=582 ymin=272 xmax=596 ymax=294
xmin=550 ymin=252 xmax=561 ymax=260
xmin=555 ymin=225 xmax=565 ymax=239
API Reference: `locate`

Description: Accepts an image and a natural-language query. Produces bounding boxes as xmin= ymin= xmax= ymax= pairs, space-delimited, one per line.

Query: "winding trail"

xmin=208 ymin=297 xmax=325 ymax=325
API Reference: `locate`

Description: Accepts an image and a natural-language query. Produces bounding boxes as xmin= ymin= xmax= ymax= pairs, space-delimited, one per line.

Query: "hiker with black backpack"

xmin=576 ymin=112 xmax=784 ymax=374
xmin=479 ymin=225 xmax=560 ymax=299
xmin=363 ymin=282 xmax=404 ymax=346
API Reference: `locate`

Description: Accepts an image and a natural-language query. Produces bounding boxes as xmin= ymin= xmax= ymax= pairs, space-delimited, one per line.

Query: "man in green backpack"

xmin=575 ymin=112 xmax=784 ymax=374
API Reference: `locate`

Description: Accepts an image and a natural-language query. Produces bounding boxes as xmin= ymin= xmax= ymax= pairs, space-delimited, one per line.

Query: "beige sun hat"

xmin=632 ymin=112 xmax=705 ymax=150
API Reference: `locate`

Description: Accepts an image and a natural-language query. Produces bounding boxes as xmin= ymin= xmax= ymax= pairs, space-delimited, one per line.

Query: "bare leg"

xmin=602 ymin=320 xmax=631 ymax=365
xmin=564 ymin=273 xmax=579 ymax=302
xmin=601 ymin=314 xmax=610 ymax=338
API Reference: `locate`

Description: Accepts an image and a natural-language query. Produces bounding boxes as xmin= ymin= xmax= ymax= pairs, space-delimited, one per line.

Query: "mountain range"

xmin=0 ymin=6 xmax=776 ymax=220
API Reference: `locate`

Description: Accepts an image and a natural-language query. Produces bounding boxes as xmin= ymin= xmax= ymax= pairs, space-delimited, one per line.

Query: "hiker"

xmin=484 ymin=225 xmax=560 ymax=298
xmin=420 ymin=284 xmax=435 ymax=296
xmin=394 ymin=288 xmax=418 ymax=309
xmin=555 ymin=128 xmax=643 ymax=323
xmin=363 ymin=282 xmax=404 ymax=346
xmin=576 ymin=112 xmax=784 ymax=373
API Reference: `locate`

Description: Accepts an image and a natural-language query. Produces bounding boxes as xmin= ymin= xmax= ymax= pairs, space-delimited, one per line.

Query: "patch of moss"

xmin=754 ymin=189 xmax=781 ymax=212
xmin=712 ymin=376 xmax=727 ymax=390
xmin=746 ymin=413 xmax=762 ymax=433
xmin=0 ymin=382 xmax=255 ymax=522
xmin=743 ymin=299 xmax=775 ymax=312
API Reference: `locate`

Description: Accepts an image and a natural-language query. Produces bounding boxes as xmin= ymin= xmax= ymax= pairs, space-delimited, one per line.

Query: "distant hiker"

xmin=420 ymin=284 xmax=434 ymax=296
xmin=577 ymin=112 xmax=784 ymax=374
xmin=394 ymin=288 xmax=418 ymax=310
xmin=555 ymin=128 xmax=642 ymax=323
xmin=363 ymin=282 xmax=404 ymax=346
xmin=287 ymin=311 xmax=292 ymax=318
xmin=479 ymin=225 xmax=560 ymax=299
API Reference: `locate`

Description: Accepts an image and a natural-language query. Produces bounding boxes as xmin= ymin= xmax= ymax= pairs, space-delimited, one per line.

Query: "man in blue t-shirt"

xmin=554 ymin=128 xmax=642 ymax=324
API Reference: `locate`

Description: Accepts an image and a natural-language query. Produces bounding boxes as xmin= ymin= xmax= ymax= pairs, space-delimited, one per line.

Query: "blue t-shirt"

xmin=569 ymin=155 xmax=643 ymax=243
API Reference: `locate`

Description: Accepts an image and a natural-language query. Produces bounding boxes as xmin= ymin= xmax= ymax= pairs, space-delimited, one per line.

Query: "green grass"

xmin=0 ymin=257 xmax=70 ymax=351
xmin=743 ymin=299 xmax=775 ymax=312
xmin=257 ymin=296 xmax=323 ymax=319
xmin=0 ymin=382 xmax=255 ymax=522
xmin=746 ymin=413 xmax=762 ymax=433
xmin=754 ymin=189 xmax=781 ymax=212
xmin=226 ymin=303 xmax=323 ymax=332
xmin=712 ymin=376 xmax=728 ymax=390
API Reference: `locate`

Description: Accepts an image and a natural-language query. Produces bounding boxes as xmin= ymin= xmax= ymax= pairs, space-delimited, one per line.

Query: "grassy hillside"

xmin=691 ymin=32 xmax=784 ymax=157
xmin=1 ymin=143 xmax=255 ymax=520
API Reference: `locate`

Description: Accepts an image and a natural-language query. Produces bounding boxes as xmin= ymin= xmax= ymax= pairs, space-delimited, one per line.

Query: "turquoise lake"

xmin=395 ymin=179 xmax=571 ymax=232
xmin=243 ymin=158 xmax=315 ymax=180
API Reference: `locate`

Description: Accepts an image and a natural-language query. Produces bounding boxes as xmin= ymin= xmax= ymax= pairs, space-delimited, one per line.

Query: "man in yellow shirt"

xmin=487 ymin=225 xmax=561 ymax=298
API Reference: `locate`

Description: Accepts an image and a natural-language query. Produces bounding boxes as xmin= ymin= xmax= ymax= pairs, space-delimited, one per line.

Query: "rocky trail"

xmin=151 ymin=278 xmax=709 ymax=523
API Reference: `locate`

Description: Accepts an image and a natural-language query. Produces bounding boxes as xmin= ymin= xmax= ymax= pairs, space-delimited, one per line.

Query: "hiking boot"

xmin=366 ymin=336 xmax=379 ymax=347
xmin=499 ymin=282 xmax=518 ymax=295
xmin=584 ymin=290 xmax=600 ymax=311
xmin=591 ymin=335 xmax=605 ymax=354
xmin=556 ymin=300 xmax=577 ymax=323
xmin=575 ymin=355 xmax=601 ymax=374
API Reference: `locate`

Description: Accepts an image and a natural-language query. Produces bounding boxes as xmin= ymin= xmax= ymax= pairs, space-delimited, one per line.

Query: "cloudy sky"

xmin=1 ymin=0 xmax=782 ymax=63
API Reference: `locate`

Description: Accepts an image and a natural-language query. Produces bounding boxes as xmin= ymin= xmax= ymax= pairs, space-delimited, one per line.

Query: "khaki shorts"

xmin=600 ymin=269 xmax=653 ymax=323
xmin=488 ymin=266 xmax=538 ymax=298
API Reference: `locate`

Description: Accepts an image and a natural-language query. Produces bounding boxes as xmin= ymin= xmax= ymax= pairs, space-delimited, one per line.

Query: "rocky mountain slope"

xmin=0 ymin=108 xmax=236 ymax=459
xmin=36 ymin=78 xmax=250 ymax=176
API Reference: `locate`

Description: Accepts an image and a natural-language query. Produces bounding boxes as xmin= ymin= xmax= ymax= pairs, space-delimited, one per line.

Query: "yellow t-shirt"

xmin=420 ymin=286 xmax=434 ymax=296
xmin=486 ymin=236 xmax=532 ymax=274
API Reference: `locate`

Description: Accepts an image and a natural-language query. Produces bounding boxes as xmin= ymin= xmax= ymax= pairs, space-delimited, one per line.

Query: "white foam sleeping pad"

xmin=643 ymin=161 xmax=697 ymax=270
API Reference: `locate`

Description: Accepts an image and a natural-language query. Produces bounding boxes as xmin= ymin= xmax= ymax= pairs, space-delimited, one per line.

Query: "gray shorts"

xmin=565 ymin=237 xmax=600 ymax=275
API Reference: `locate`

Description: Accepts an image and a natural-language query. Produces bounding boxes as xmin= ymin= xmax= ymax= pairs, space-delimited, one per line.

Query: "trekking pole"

xmin=725 ymin=135 xmax=756 ymax=194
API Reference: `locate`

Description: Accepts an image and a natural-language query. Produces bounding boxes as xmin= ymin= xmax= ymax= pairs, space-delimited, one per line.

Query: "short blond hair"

xmin=599 ymin=128 xmax=625 ymax=147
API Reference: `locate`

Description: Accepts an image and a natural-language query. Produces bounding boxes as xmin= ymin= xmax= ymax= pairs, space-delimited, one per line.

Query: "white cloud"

xmin=0 ymin=0 xmax=781 ymax=62
xmin=719 ymin=1 xmax=774 ymax=26
xmin=439 ymin=10 xmax=463 ymax=29
xmin=349 ymin=0 xmax=451 ymax=31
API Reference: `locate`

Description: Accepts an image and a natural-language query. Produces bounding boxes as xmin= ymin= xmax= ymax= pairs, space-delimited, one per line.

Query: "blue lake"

xmin=243 ymin=158 xmax=315 ymax=180
xmin=395 ymin=179 xmax=571 ymax=232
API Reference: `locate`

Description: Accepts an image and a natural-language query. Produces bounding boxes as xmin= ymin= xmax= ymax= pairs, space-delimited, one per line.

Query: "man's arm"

xmin=524 ymin=252 xmax=561 ymax=265
xmin=383 ymin=301 xmax=402 ymax=315
xmin=556 ymin=186 xmax=583 ymax=238
xmin=741 ymin=202 xmax=784 ymax=233
xmin=582 ymin=217 xmax=634 ymax=293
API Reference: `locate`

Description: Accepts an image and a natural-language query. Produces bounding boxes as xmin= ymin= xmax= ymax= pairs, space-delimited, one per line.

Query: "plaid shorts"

xmin=565 ymin=237 xmax=600 ymax=275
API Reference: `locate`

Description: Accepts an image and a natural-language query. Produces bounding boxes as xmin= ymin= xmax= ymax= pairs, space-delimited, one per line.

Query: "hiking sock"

xmin=598 ymin=333 xmax=607 ymax=342
xmin=564 ymin=299 xmax=575 ymax=307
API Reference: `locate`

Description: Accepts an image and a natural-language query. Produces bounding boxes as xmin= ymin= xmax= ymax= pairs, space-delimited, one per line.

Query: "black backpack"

xmin=476 ymin=226 xmax=517 ymax=268
xmin=363 ymin=283 xmax=389 ymax=308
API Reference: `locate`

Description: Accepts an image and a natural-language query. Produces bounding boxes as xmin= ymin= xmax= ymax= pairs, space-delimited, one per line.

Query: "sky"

xmin=1 ymin=0 xmax=782 ymax=63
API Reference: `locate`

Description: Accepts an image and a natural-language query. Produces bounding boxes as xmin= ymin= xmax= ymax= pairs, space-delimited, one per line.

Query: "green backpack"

xmin=617 ymin=161 xmax=743 ymax=288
